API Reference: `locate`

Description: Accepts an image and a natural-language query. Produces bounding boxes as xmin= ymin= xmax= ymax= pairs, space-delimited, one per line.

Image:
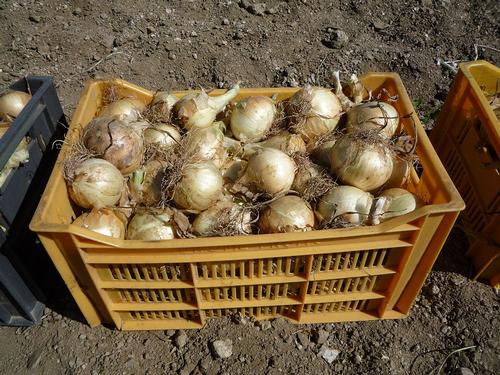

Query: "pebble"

xmin=431 ymin=285 xmax=440 ymax=295
xmin=192 ymin=53 xmax=198 ymax=59
xmin=165 ymin=329 xmax=176 ymax=337
xmin=296 ymin=332 xmax=310 ymax=347
xmin=200 ymin=356 xmax=211 ymax=371
xmin=146 ymin=26 xmax=156 ymax=34
xmin=168 ymin=52 xmax=177 ymax=60
xmin=248 ymin=3 xmax=266 ymax=16
xmin=222 ymin=18 xmax=230 ymax=25
xmin=210 ymin=339 xmax=233 ymax=359
xmin=318 ymin=346 xmax=340 ymax=364
xmin=174 ymin=330 xmax=188 ymax=349
xmin=257 ymin=320 xmax=272 ymax=331
xmin=27 ymin=349 xmax=43 ymax=369
xmin=190 ymin=31 xmax=198 ymax=37
xmin=79 ymin=334 xmax=87 ymax=340
xmin=29 ymin=15 xmax=41 ymax=23
xmin=312 ymin=329 xmax=329 ymax=345
xmin=354 ymin=354 xmax=362 ymax=364
xmin=73 ymin=7 xmax=82 ymax=15
xmin=234 ymin=31 xmax=245 ymax=40
xmin=323 ymin=29 xmax=349 ymax=49
xmin=372 ymin=19 xmax=390 ymax=31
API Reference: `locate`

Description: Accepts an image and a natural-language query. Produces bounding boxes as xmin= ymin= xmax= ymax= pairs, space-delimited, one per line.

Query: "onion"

xmin=185 ymin=122 xmax=225 ymax=168
xmin=259 ymin=195 xmax=315 ymax=233
xmin=385 ymin=156 xmax=412 ymax=188
xmin=310 ymin=139 xmax=336 ymax=168
xmin=83 ymin=117 xmax=144 ymax=175
xmin=68 ymin=158 xmax=125 ymax=209
xmin=193 ymin=200 xmax=253 ymax=236
xmin=243 ymin=131 xmax=306 ymax=158
xmin=73 ymin=208 xmax=126 ymax=239
xmin=129 ymin=159 xmax=166 ymax=206
xmin=316 ymin=185 xmax=374 ymax=226
xmin=174 ymin=83 xmax=240 ymax=130
xmin=127 ymin=210 xmax=176 ymax=240
xmin=230 ymin=96 xmax=276 ymax=142
xmin=173 ymin=161 xmax=223 ymax=211
xmin=0 ymin=90 xmax=31 ymax=121
xmin=292 ymin=157 xmax=333 ymax=201
xmin=236 ymin=147 xmax=296 ymax=196
xmin=330 ymin=134 xmax=393 ymax=191
xmin=222 ymin=158 xmax=247 ymax=182
xmin=370 ymin=188 xmax=423 ymax=225
xmin=287 ymin=85 xmax=342 ymax=142
xmin=0 ymin=135 xmax=29 ymax=186
xmin=99 ymin=98 xmax=146 ymax=122
xmin=346 ymin=101 xmax=399 ymax=138
xmin=149 ymin=91 xmax=178 ymax=121
xmin=144 ymin=123 xmax=181 ymax=150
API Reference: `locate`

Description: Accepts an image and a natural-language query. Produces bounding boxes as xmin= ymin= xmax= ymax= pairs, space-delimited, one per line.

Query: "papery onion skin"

xmin=173 ymin=161 xmax=223 ymax=211
xmin=144 ymin=123 xmax=181 ymax=150
xmin=73 ymin=208 xmax=126 ymax=239
xmin=100 ymin=98 xmax=146 ymax=122
xmin=174 ymin=83 xmax=240 ymax=130
xmin=185 ymin=122 xmax=225 ymax=168
xmin=193 ymin=200 xmax=252 ymax=236
xmin=310 ymin=139 xmax=336 ymax=168
xmin=68 ymin=158 xmax=125 ymax=209
xmin=238 ymin=147 xmax=296 ymax=196
xmin=370 ymin=188 xmax=423 ymax=225
xmin=385 ymin=157 xmax=411 ymax=188
xmin=150 ymin=91 xmax=178 ymax=120
xmin=130 ymin=160 xmax=166 ymax=206
xmin=83 ymin=117 xmax=144 ymax=175
xmin=316 ymin=185 xmax=374 ymax=226
xmin=243 ymin=131 xmax=306 ymax=159
xmin=346 ymin=101 xmax=399 ymax=138
xmin=330 ymin=134 xmax=393 ymax=191
xmin=0 ymin=90 xmax=32 ymax=121
xmin=259 ymin=195 xmax=315 ymax=233
xmin=127 ymin=210 xmax=176 ymax=240
xmin=287 ymin=86 xmax=342 ymax=142
xmin=230 ymin=96 xmax=276 ymax=142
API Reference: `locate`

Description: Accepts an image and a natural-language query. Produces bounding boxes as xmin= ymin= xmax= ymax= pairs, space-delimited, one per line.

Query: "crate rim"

xmin=458 ymin=60 xmax=500 ymax=154
xmin=29 ymin=74 xmax=465 ymax=248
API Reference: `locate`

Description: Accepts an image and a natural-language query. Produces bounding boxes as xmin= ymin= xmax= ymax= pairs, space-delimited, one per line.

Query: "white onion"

xmin=0 ymin=90 xmax=31 ymax=121
xmin=259 ymin=195 xmax=315 ymax=233
xmin=100 ymin=98 xmax=146 ymax=122
xmin=370 ymin=188 xmax=423 ymax=225
xmin=346 ymin=101 xmax=399 ymax=138
xmin=144 ymin=123 xmax=181 ymax=150
xmin=174 ymin=83 xmax=240 ymax=130
xmin=243 ymin=131 xmax=306 ymax=159
xmin=309 ymin=139 xmax=337 ymax=168
xmin=0 ymin=136 xmax=29 ymax=187
xmin=73 ymin=208 xmax=126 ymax=239
xmin=287 ymin=86 xmax=342 ymax=142
xmin=316 ymin=185 xmax=374 ymax=226
xmin=330 ymin=134 xmax=393 ymax=191
xmin=68 ymin=158 xmax=125 ymax=209
xmin=185 ymin=122 xmax=225 ymax=168
xmin=149 ymin=91 xmax=178 ymax=121
xmin=230 ymin=96 xmax=276 ymax=142
xmin=385 ymin=156 xmax=412 ymax=188
xmin=193 ymin=200 xmax=253 ymax=236
xmin=292 ymin=158 xmax=333 ymax=201
xmin=173 ymin=161 xmax=223 ymax=211
xmin=83 ymin=117 xmax=144 ymax=175
xmin=222 ymin=158 xmax=247 ymax=182
xmin=129 ymin=159 xmax=166 ymax=206
xmin=127 ymin=210 xmax=176 ymax=240
xmin=237 ymin=147 xmax=296 ymax=196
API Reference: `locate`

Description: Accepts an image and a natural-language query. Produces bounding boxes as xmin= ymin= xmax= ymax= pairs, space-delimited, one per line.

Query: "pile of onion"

xmin=61 ymin=76 xmax=422 ymax=239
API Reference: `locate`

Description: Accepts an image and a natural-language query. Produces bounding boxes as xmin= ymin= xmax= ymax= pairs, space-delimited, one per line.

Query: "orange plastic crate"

xmin=30 ymin=74 xmax=464 ymax=330
xmin=431 ymin=60 xmax=499 ymax=284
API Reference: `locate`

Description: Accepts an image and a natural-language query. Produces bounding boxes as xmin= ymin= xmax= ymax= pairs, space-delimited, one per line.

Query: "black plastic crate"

xmin=0 ymin=76 xmax=67 ymax=325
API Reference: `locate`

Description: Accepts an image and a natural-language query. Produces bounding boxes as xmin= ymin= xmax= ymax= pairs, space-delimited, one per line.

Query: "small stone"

xmin=174 ymin=330 xmax=188 ymax=348
xmin=210 ymin=339 xmax=233 ymax=359
xmin=323 ymin=29 xmax=349 ymax=49
xmin=372 ymin=20 xmax=389 ymax=31
xmin=73 ymin=7 xmax=82 ymax=16
xmin=192 ymin=53 xmax=198 ymax=59
xmin=79 ymin=334 xmax=86 ymax=340
xmin=146 ymin=26 xmax=156 ymax=34
xmin=222 ymin=18 xmax=230 ymax=25
xmin=257 ymin=320 xmax=272 ymax=331
xmin=455 ymin=368 xmax=474 ymax=375
xmin=381 ymin=354 xmax=390 ymax=361
xmin=27 ymin=349 xmax=43 ymax=369
xmin=200 ymin=356 xmax=211 ymax=371
xmin=190 ymin=31 xmax=198 ymax=37
xmin=431 ymin=285 xmax=440 ymax=295
xmin=248 ymin=3 xmax=266 ymax=16
xmin=29 ymin=15 xmax=41 ymax=23
xmin=233 ymin=314 xmax=249 ymax=325
xmin=354 ymin=354 xmax=362 ymax=364
xmin=234 ymin=31 xmax=245 ymax=40
xmin=318 ymin=346 xmax=340 ymax=364
xmin=102 ymin=35 xmax=115 ymax=49
xmin=168 ymin=52 xmax=177 ymax=60
xmin=265 ymin=7 xmax=278 ymax=14
xmin=165 ymin=329 xmax=176 ymax=337
xmin=421 ymin=0 xmax=433 ymax=6
xmin=312 ymin=329 xmax=329 ymax=345
xmin=296 ymin=332 xmax=310 ymax=347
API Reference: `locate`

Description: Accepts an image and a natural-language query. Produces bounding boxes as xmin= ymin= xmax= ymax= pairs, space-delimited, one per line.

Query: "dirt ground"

xmin=0 ymin=0 xmax=499 ymax=374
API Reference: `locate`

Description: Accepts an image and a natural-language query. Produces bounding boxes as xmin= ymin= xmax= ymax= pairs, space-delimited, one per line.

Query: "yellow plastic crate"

xmin=431 ymin=60 xmax=499 ymax=284
xmin=30 ymin=74 xmax=464 ymax=330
